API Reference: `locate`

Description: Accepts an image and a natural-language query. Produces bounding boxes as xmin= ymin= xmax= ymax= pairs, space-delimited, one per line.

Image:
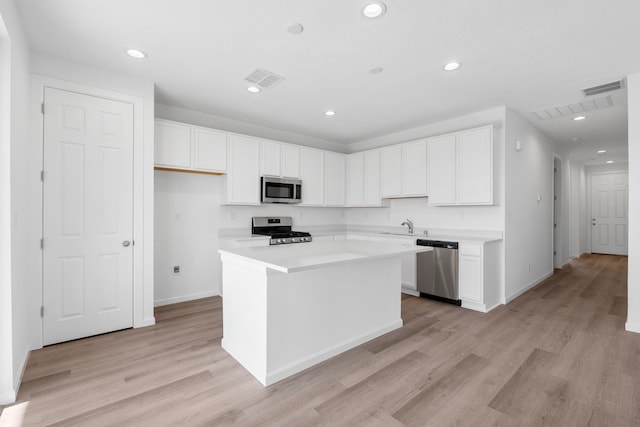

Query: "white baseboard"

xmin=154 ymin=290 xmax=220 ymax=307
xmin=401 ymin=287 xmax=419 ymax=297
xmin=506 ymin=271 xmax=554 ymax=303
xmin=625 ymin=321 xmax=640 ymax=334
xmin=136 ymin=317 xmax=156 ymax=328
xmin=0 ymin=389 xmax=17 ymax=405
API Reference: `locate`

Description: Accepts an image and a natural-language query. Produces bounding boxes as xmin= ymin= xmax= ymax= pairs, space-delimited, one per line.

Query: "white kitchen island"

xmin=218 ymin=239 xmax=431 ymax=386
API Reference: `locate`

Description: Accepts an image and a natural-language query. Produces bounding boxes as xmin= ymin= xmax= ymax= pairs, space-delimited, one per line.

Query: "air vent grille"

xmin=245 ymin=68 xmax=284 ymax=89
xmin=532 ymin=95 xmax=613 ymax=120
xmin=582 ymin=79 xmax=625 ymax=97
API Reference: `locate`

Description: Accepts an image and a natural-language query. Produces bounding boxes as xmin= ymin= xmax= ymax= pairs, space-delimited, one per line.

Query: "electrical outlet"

xmin=173 ymin=265 xmax=180 ymax=275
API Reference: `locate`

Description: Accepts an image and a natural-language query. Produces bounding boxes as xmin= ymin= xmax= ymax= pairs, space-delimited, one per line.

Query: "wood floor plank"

xmin=1 ymin=254 xmax=638 ymax=426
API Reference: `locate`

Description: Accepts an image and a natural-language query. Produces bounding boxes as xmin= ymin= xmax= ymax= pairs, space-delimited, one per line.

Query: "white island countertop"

xmin=218 ymin=239 xmax=431 ymax=273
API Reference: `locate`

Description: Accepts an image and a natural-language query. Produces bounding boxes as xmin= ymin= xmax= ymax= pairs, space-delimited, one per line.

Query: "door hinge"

xmin=41 ymin=103 xmax=45 ymax=114
xmin=40 ymin=170 xmax=44 ymax=181
xmin=40 ymin=238 xmax=43 ymax=249
xmin=40 ymin=306 xmax=44 ymax=317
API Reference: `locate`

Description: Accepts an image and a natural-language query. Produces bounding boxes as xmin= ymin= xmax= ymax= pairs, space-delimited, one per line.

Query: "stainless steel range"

xmin=251 ymin=216 xmax=313 ymax=245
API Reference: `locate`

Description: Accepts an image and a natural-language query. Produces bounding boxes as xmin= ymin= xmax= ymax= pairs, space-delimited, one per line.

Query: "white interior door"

xmin=43 ymin=87 xmax=134 ymax=345
xmin=590 ymin=173 xmax=628 ymax=255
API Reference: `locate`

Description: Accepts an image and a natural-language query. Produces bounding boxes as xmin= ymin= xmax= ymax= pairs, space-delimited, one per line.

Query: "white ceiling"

xmin=16 ymin=0 xmax=640 ymax=162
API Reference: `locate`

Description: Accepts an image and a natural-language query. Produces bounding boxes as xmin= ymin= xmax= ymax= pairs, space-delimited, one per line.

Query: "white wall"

xmin=626 ymin=73 xmax=640 ymax=333
xmin=0 ymin=0 xmax=31 ymax=404
xmin=504 ymin=108 xmax=560 ymax=301
xmin=154 ymin=171 xmax=345 ymax=304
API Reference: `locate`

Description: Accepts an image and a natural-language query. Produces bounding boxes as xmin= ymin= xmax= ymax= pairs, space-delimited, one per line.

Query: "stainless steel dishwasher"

xmin=416 ymin=239 xmax=461 ymax=306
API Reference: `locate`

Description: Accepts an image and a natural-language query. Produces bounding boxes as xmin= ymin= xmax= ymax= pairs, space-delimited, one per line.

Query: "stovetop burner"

xmin=252 ymin=217 xmax=313 ymax=245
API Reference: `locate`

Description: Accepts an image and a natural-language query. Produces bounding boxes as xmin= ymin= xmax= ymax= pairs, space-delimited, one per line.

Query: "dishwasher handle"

xmin=416 ymin=239 xmax=458 ymax=250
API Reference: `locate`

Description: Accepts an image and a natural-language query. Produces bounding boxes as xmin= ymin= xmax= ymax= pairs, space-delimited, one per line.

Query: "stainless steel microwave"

xmin=261 ymin=177 xmax=302 ymax=204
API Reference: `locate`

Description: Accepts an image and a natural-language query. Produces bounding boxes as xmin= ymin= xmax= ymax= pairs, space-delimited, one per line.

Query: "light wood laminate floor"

xmin=2 ymin=254 xmax=638 ymax=426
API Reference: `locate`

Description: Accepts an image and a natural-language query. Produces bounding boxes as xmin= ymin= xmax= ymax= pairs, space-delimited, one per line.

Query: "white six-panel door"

xmin=590 ymin=173 xmax=628 ymax=256
xmin=43 ymin=87 xmax=134 ymax=345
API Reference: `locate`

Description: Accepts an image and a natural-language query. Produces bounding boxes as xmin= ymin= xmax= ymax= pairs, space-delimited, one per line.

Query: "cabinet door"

xmin=281 ymin=144 xmax=301 ymax=179
xmin=459 ymin=245 xmax=483 ymax=303
xmin=457 ymin=127 xmax=493 ymax=205
xmin=402 ymin=140 xmax=427 ymax=196
xmin=193 ymin=127 xmax=227 ymax=172
xmin=363 ymin=150 xmax=381 ymax=206
xmin=300 ymin=148 xmax=324 ymax=206
xmin=227 ymin=135 xmax=260 ymax=205
xmin=154 ymin=120 xmax=191 ymax=168
xmin=260 ymin=140 xmax=281 ymax=177
xmin=347 ymin=153 xmax=364 ymax=206
xmin=427 ymin=134 xmax=456 ymax=205
xmin=324 ymin=152 xmax=345 ymax=206
xmin=380 ymin=145 xmax=402 ymax=197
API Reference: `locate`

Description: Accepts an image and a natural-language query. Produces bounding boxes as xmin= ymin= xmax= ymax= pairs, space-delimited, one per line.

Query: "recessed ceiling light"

xmin=125 ymin=49 xmax=147 ymax=59
xmin=247 ymin=86 xmax=261 ymax=93
xmin=443 ymin=62 xmax=461 ymax=71
xmin=325 ymin=110 xmax=336 ymax=116
xmin=597 ymin=150 xmax=606 ymax=154
xmin=606 ymin=160 xmax=614 ymax=164
xmin=363 ymin=2 xmax=386 ymax=18
xmin=573 ymin=115 xmax=587 ymax=121
xmin=287 ymin=23 xmax=304 ymax=35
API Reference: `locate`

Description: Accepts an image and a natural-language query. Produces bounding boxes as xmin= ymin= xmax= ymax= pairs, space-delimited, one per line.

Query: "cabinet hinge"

xmin=41 ymin=170 xmax=44 ymax=182
xmin=40 ymin=238 xmax=43 ymax=249
xmin=41 ymin=103 xmax=45 ymax=114
xmin=40 ymin=306 xmax=44 ymax=317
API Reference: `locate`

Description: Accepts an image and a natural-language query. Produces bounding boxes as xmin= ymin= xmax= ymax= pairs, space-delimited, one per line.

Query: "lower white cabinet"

xmin=458 ymin=241 xmax=500 ymax=312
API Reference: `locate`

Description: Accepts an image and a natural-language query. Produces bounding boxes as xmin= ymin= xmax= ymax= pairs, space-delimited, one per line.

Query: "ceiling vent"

xmin=582 ymin=79 xmax=625 ymax=97
xmin=532 ymin=95 xmax=613 ymax=120
xmin=245 ymin=68 xmax=284 ymax=89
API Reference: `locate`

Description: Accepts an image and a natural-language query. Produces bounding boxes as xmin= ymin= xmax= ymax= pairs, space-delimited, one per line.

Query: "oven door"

xmin=261 ymin=177 xmax=302 ymax=204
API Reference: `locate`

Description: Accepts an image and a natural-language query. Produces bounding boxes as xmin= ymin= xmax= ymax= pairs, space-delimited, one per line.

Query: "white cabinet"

xmin=380 ymin=145 xmax=402 ymax=198
xmin=427 ymin=125 xmax=493 ymax=206
xmin=260 ymin=140 xmax=300 ymax=179
xmin=458 ymin=240 xmax=500 ymax=312
xmin=347 ymin=150 xmax=385 ymax=207
xmin=380 ymin=141 xmax=427 ymax=198
xmin=300 ymin=148 xmax=324 ymax=206
xmin=225 ymin=134 xmax=261 ymax=205
xmin=426 ymin=134 xmax=456 ymax=204
xmin=324 ymin=152 xmax=346 ymax=206
xmin=192 ymin=127 xmax=227 ymax=172
xmin=402 ymin=140 xmax=427 ymax=196
xmin=457 ymin=127 xmax=493 ymax=204
xmin=155 ymin=120 xmax=192 ymax=169
xmin=347 ymin=153 xmax=364 ymax=206
xmin=154 ymin=119 xmax=227 ymax=173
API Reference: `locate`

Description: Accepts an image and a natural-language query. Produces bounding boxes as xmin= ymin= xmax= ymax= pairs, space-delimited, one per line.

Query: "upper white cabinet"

xmin=380 ymin=141 xmax=427 ymax=198
xmin=427 ymin=125 xmax=493 ymax=206
xmin=380 ymin=145 xmax=402 ymax=198
xmin=154 ymin=120 xmax=192 ymax=169
xmin=192 ymin=127 xmax=227 ymax=172
xmin=347 ymin=149 xmax=385 ymax=207
xmin=260 ymin=140 xmax=300 ymax=179
xmin=324 ymin=152 xmax=346 ymax=207
xmin=300 ymin=148 xmax=324 ymax=206
xmin=402 ymin=140 xmax=427 ymax=196
xmin=225 ymin=134 xmax=261 ymax=205
xmin=154 ymin=119 xmax=227 ymax=173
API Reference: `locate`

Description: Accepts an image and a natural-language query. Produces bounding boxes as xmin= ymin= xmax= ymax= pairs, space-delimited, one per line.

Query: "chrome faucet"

xmin=401 ymin=219 xmax=414 ymax=234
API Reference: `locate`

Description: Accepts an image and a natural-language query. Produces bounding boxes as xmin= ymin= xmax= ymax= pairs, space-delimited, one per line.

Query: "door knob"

xmin=122 ymin=241 xmax=131 ymax=247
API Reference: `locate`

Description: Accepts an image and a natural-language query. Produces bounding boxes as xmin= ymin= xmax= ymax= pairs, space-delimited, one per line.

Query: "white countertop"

xmin=219 ymin=239 xmax=432 ymax=273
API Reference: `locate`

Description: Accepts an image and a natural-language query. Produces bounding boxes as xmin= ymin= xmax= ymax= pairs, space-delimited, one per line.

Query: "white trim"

xmin=30 ymin=74 xmax=154 ymax=349
xmin=401 ymin=287 xmax=419 ymax=297
xmin=154 ymin=291 xmax=220 ymax=307
xmin=625 ymin=321 xmax=640 ymax=334
xmin=505 ymin=270 xmax=554 ymax=303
